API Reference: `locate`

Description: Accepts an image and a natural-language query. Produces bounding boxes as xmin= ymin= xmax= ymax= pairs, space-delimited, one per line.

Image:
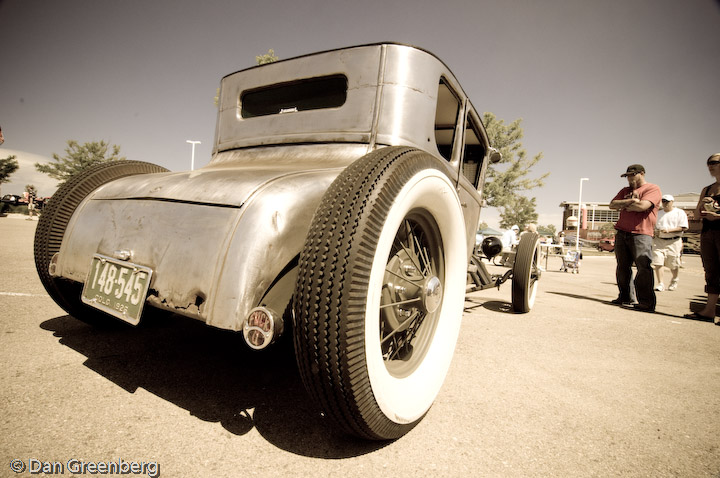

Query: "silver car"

xmin=35 ymin=43 xmax=538 ymax=440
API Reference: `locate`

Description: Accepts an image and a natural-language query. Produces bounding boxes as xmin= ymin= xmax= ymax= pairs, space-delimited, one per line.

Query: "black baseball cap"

xmin=621 ymin=164 xmax=645 ymax=177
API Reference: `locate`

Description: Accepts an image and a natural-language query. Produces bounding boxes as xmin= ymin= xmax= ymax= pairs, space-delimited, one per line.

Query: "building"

xmin=559 ymin=192 xmax=700 ymax=240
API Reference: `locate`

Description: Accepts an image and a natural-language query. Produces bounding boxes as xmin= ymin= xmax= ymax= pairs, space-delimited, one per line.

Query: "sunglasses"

xmin=661 ymin=199 xmax=670 ymax=203
xmin=708 ymin=160 xmax=720 ymax=166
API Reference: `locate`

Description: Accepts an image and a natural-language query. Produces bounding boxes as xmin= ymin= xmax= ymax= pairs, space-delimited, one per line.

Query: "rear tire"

xmin=34 ymin=160 xmax=169 ymax=322
xmin=511 ymin=232 xmax=541 ymax=313
xmin=293 ymin=147 xmax=467 ymax=440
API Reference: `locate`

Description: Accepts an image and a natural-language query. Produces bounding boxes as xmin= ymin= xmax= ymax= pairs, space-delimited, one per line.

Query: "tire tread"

xmin=511 ymin=232 xmax=540 ymax=313
xmin=293 ymin=147 xmax=439 ymax=439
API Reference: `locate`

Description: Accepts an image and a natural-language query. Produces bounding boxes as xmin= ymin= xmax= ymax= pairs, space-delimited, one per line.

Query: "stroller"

xmin=561 ymin=250 xmax=581 ymax=273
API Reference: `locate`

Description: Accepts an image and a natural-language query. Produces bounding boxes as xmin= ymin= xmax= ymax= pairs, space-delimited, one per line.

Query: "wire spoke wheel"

xmin=380 ymin=214 xmax=444 ymax=376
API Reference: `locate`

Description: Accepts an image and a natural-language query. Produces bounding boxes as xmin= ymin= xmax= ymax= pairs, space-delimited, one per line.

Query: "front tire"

xmin=293 ymin=147 xmax=467 ymax=440
xmin=511 ymin=232 xmax=541 ymax=313
xmin=34 ymin=160 xmax=169 ymax=322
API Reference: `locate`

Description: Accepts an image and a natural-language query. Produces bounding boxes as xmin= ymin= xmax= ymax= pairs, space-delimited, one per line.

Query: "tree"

xmin=0 ymin=155 xmax=19 ymax=205
xmin=255 ymin=48 xmax=279 ymax=65
xmin=482 ymin=112 xmax=548 ymax=229
xmin=0 ymin=155 xmax=19 ymax=186
xmin=537 ymin=224 xmax=557 ymax=237
xmin=498 ymin=195 xmax=539 ymax=231
xmin=36 ymin=140 xmax=125 ymax=185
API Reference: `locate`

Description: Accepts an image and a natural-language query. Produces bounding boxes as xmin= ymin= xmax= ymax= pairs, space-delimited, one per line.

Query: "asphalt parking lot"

xmin=1 ymin=215 xmax=719 ymax=478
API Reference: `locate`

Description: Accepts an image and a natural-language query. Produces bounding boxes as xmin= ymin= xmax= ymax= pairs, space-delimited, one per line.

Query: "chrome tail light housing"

xmin=242 ymin=307 xmax=283 ymax=350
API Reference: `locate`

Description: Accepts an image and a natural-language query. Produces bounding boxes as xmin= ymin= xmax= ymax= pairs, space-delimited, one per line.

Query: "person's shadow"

xmin=40 ymin=312 xmax=388 ymax=458
xmin=546 ymin=291 xmax=716 ymax=322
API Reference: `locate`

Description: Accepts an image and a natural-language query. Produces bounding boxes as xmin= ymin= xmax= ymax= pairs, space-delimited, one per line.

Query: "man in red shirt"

xmin=609 ymin=164 xmax=662 ymax=312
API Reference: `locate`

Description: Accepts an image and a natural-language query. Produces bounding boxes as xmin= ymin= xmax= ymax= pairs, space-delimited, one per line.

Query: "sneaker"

xmin=654 ymin=283 xmax=664 ymax=292
xmin=610 ymin=298 xmax=633 ymax=306
xmin=668 ymin=280 xmax=678 ymax=291
xmin=625 ymin=303 xmax=655 ymax=313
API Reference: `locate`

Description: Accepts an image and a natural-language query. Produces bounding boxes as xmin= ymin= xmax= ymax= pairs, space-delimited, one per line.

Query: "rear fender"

xmin=207 ymin=168 xmax=341 ymax=330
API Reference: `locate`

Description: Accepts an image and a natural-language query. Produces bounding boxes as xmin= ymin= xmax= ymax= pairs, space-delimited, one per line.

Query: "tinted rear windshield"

xmin=240 ymin=74 xmax=348 ymax=118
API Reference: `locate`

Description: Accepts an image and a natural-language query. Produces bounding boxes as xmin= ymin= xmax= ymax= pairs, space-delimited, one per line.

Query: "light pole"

xmin=186 ymin=140 xmax=201 ymax=171
xmin=589 ymin=203 xmax=598 ymax=232
xmin=577 ymin=177 xmax=589 ymax=252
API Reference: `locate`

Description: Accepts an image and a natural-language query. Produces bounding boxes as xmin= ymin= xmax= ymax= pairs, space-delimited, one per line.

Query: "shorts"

xmin=652 ymin=237 xmax=682 ymax=269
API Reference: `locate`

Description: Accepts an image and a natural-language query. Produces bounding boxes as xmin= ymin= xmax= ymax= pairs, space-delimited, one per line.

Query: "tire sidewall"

xmin=525 ymin=238 xmax=539 ymax=308
xmin=364 ymin=168 xmax=466 ymax=424
xmin=527 ymin=266 xmax=538 ymax=307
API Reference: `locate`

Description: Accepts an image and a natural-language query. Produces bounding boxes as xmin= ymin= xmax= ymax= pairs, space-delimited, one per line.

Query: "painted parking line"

xmin=0 ymin=292 xmax=50 ymax=297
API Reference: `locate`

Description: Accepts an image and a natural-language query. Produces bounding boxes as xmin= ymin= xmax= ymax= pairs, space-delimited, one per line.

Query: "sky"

xmin=1 ymin=0 xmax=719 ymax=229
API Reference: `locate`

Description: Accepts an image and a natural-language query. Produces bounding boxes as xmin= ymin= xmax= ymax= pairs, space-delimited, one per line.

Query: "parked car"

xmin=34 ymin=43 xmax=535 ymax=440
xmin=1 ymin=193 xmax=49 ymax=210
xmin=597 ymin=238 xmax=615 ymax=252
xmin=1 ymin=193 xmax=25 ymax=205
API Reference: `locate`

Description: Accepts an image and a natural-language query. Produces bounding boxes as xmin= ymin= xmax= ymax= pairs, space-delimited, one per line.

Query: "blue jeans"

xmin=614 ymin=230 xmax=656 ymax=308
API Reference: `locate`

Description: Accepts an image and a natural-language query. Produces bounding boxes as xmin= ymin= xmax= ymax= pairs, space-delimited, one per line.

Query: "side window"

xmin=461 ymin=115 xmax=486 ymax=188
xmin=434 ymin=79 xmax=461 ymax=161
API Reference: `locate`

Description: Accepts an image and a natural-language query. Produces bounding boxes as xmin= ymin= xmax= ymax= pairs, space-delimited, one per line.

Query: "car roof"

xmin=214 ymin=43 xmax=485 ymax=156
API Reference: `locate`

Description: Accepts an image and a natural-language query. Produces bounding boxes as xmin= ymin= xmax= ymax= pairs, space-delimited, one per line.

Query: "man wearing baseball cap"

xmin=609 ymin=164 xmax=662 ymax=312
xmin=652 ymin=194 xmax=688 ymax=292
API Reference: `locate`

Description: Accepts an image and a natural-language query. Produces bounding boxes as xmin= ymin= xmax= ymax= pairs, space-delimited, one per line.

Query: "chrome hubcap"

xmin=423 ymin=276 xmax=442 ymax=313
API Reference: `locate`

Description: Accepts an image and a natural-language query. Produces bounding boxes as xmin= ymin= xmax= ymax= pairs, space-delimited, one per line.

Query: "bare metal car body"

xmin=49 ymin=43 xmax=494 ymax=331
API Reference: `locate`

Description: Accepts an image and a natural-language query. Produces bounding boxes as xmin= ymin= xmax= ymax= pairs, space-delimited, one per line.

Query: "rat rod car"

xmin=35 ymin=43 xmax=541 ymax=440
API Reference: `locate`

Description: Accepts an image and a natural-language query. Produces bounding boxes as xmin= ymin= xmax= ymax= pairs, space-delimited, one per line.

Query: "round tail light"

xmin=242 ymin=307 xmax=283 ymax=350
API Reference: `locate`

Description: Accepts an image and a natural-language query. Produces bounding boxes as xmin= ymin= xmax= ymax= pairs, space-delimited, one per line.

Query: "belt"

xmin=659 ymin=236 xmax=681 ymax=240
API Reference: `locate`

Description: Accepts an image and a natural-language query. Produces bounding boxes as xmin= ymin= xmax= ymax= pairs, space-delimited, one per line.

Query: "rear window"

xmin=240 ymin=74 xmax=348 ymax=118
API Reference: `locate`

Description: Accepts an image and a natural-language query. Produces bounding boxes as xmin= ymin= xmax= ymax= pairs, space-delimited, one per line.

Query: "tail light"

xmin=242 ymin=307 xmax=283 ymax=350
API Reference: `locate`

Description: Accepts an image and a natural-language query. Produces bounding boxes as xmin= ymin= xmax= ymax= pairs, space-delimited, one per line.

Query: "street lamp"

xmin=577 ymin=177 xmax=589 ymax=252
xmin=186 ymin=140 xmax=201 ymax=171
xmin=589 ymin=203 xmax=598 ymax=231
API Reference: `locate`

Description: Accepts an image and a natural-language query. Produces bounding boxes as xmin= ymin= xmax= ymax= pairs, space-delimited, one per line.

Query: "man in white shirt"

xmin=652 ymin=195 xmax=688 ymax=291
xmin=500 ymin=225 xmax=519 ymax=266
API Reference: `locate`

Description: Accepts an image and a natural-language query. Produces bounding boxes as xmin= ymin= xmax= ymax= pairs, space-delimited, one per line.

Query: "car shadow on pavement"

xmin=39 ymin=312 xmax=389 ymax=458
xmin=464 ymin=297 xmax=514 ymax=314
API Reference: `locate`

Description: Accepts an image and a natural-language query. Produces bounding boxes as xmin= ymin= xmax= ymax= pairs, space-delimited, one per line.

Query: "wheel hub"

xmin=423 ymin=276 xmax=442 ymax=313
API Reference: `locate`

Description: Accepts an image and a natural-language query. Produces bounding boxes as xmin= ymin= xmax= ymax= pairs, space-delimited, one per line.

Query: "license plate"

xmin=81 ymin=254 xmax=153 ymax=325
